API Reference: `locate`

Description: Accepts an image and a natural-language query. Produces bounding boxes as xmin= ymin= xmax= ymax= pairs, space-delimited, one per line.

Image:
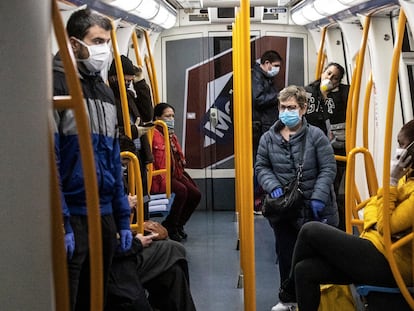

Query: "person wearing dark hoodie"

xmin=305 ymin=62 xmax=350 ymax=231
xmin=53 ymin=9 xmax=132 ymax=310
xmin=108 ymin=55 xmax=154 ymax=219
xmin=251 ymin=50 xmax=283 ymax=211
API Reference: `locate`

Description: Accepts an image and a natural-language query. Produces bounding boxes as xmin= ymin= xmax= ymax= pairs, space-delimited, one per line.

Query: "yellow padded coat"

xmin=360 ymin=178 xmax=414 ymax=285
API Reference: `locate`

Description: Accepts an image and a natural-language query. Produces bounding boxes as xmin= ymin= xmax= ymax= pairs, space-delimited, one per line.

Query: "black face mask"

xmin=109 ymin=80 xmax=132 ymax=95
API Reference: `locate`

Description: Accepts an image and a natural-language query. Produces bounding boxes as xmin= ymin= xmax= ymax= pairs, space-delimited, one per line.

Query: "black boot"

xmin=162 ymin=220 xmax=182 ymax=242
xmin=177 ymin=226 xmax=188 ymax=239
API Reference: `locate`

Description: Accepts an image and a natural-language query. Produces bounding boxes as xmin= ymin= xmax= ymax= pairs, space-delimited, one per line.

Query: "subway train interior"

xmin=2 ymin=0 xmax=414 ymax=310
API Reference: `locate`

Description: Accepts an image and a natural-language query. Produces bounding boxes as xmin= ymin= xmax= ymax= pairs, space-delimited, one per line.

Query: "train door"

xmin=198 ymin=31 xmax=237 ymax=211
xmin=160 ymin=30 xmax=257 ymax=211
xmin=159 ymin=29 xmax=307 ymax=210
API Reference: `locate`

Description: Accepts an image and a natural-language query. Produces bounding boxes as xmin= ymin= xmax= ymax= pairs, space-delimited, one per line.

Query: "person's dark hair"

xmin=323 ymin=62 xmax=345 ymax=81
xmin=66 ymin=9 xmax=112 ymax=40
xmin=119 ymin=134 xmax=136 ymax=153
xmin=278 ymin=85 xmax=308 ymax=109
xmin=400 ymin=119 xmax=414 ymax=144
xmin=153 ymin=103 xmax=175 ymax=119
xmin=260 ymin=50 xmax=283 ymax=65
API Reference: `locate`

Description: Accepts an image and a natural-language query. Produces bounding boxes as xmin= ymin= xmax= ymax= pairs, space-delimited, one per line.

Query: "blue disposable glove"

xmin=310 ymin=199 xmax=325 ymax=220
xmin=65 ymin=232 xmax=75 ymax=260
xmin=270 ymin=187 xmax=284 ymax=198
xmin=119 ymin=230 xmax=133 ymax=252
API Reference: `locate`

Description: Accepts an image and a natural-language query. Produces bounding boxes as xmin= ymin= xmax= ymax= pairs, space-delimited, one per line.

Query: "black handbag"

xmin=262 ymin=135 xmax=306 ymax=223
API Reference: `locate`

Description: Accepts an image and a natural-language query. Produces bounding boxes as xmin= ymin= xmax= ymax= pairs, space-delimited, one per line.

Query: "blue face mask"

xmin=266 ymin=66 xmax=280 ymax=78
xmin=163 ymin=119 xmax=175 ymax=132
xmin=279 ymin=109 xmax=301 ymax=128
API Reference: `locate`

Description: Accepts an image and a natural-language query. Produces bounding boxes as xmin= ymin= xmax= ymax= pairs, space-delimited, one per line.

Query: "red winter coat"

xmin=151 ymin=127 xmax=186 ymax=194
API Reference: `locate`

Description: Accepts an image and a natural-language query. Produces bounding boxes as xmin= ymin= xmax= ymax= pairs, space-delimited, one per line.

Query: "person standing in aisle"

xmin=53 ymin=9 xmax=132 ymax=310
xmin=305 ymin=62 xmax=350 ymax=230
xmin=251 ymin=50 xmax=283 ymax=211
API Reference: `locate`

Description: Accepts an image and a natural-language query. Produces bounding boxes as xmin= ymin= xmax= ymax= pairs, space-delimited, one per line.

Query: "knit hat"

xmin=108 ymin=55 xmax=135 ymax=76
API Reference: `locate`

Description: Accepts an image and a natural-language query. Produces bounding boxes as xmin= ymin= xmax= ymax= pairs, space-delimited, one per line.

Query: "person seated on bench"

xmin=108 ymin=134 xmax=197 ymax=311
xmin=275 ymin=120 xmax=414 ymax=311
xmin=151 ymin=103 xmax=202 ymax=242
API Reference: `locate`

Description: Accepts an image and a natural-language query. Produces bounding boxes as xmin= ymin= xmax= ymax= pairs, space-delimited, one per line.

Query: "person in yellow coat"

xmin=273 ymin=119 xmax=414 ymax=311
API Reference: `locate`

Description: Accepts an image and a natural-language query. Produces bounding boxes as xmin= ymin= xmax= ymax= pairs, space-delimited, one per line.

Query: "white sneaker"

xmin=271 ymin=302 xmax=297 ymax=311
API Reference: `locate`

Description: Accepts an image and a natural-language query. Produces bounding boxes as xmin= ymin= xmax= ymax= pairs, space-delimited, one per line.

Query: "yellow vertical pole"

xmin=238 ymin=0 xmax=256 ymax=310
xmin=233 ymin=13 xmax=244 ymax=291
xmin=232 ymin=20 xmax=241 ymax=219
xmin=144 ymin=30 xmax=160 ymax=104
xmin=145 ymin=55 xmax=157 ymax=105
xmin=315 ymin=26 xmax=327 ymax=80
xmin=131 ymin=30 xmax=143 ymax=67
xmin=350 ymin=15 xmax=371 ymax=149
xmin=110 ymin=25 xmax=132 ymax=139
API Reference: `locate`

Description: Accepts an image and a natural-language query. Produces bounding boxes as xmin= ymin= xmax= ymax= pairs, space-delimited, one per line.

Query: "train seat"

xmin=355 ymin=285 xmax=413 ymax=311
xmin=148 ymin=192 xmax=175 ymax=217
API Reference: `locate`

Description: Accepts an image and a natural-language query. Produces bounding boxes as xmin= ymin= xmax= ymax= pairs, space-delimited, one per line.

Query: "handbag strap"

xmin=295 ymin=129 xmax=307 ymax=180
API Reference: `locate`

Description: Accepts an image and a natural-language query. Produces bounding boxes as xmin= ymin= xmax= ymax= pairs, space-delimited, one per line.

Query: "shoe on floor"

xmin=168 ymin=231 xmax=182 ymax=242
xmin=279 ymin=279 xmax=296 ymax=303
xmin=177 ymin=226 xmax=188 ymax=239
xmin=162 ymin=221 xmax=182 ymax=242
xmin=271 ymin=302 xmax=297 ymax=311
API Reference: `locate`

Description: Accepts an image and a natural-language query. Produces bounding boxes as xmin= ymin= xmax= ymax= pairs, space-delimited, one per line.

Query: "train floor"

xmin=156 ymin=209 xmax=280 ymax=311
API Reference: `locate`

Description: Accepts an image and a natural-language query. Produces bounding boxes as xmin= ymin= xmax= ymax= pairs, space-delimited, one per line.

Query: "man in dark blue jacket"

xmin=251 ymin=50 xmax=283 ymax=151
xmin=252 ymin=50 xmax=283 ymax=210
xmin=53 ymin=9 xmax=132 ymax=311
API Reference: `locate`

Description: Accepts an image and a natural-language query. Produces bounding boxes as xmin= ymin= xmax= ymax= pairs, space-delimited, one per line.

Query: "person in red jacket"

xmin=151 ymin=103 xmax=202 ymax=241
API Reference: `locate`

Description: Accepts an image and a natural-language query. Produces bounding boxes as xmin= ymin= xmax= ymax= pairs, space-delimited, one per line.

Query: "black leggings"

xmin=292 ymin=221 xmax=396 ymax=311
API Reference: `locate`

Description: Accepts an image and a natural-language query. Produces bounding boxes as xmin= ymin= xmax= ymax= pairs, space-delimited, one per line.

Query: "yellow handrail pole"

xmin=350 ymin=15 xmax=371 ymax=149
xmin=145 ymin=55 xmax=157 ymax=104
xmin=144 ymin=30 xmax=160 ymax=104
xmin=344 ymin=147 xmax=377 ymax=234
xmin=131 ymin=30 xmax=143 ymax=67
xmin=235 ymin=1 xmax=246 ymax=300
xmin=232 ymin=19 xmax=241 ymax=219
xmin=110 ymin=25 xmax=138 ymax=193
xmin=315 ymin=26 xmax=327 ymax=80
xmin=362 ymin=73 xmax=378 ymax=195
xmin=344 ymin=16 xmax=371 ymax=211
xmin=362 ymin=72 xmax=373 ymax=149
xmin=345 ymin=66 xmax=358 ymax=154
xmin=381 ymin=9 xmax=414 ymax=308
xmin=148 ymin=121 xmax=172 ymax=198
xmin=233 ymin=13 xmax=243 ymax=278
xmin=344 ymin=147 xmax=357 ymax=234
xmin=121 ymin=151 xmax=144 ymax=234
xmin=51 ymin=1 xmax=103 ymax=310
xmin=110 ymin=25 xmax=132 ymax=139
xmin=239 ymin=1 xmax=256 ymax=310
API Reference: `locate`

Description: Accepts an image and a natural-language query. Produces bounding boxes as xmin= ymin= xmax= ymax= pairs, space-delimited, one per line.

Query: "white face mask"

xmin=75 ymin=38 xmax=111 ymax=73
xmin=267 ymin=66 xmax=280 ymax=78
